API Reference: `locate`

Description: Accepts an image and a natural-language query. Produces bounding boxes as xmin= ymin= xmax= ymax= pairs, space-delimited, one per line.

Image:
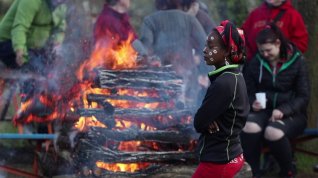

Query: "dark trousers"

xmin=20 ymin=49 xmax=49 ymax=102
xmin=0 ymin=40 xmax=18 ymax=69
xmin=0 ymin=40 xmax=49 ymax=101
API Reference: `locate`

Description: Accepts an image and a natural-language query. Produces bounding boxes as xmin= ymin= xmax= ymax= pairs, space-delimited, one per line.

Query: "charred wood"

xmin=87 ymin=127 xmax=195 ymax=144
xmin=97 ymin=165 xmax=162 ymax=177
xmin=98 ymin=81 xmax=182 ymax=92
xmin=98 ymin=72 xmax=182 ymax=83
xmin=87 ymin=93 xmax=170 ymax=103
xmin=93 ymin=86 xmax=181 ymax=96
xmin=97 ymin=65 xmax=179 ymax=78
xmin=78 ymin=140 xmax=197 ymax=163
xmin=77 ymin=108 xmax=192 ymax=129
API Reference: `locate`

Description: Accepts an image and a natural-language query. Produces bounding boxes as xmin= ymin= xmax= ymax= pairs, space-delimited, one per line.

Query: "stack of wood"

xmin=72 ymin=66 xmax=199 ymax=177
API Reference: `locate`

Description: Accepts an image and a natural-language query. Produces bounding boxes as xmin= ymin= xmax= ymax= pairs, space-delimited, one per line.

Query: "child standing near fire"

xmin=93 ymin=0 xmax=147 ymax=59
xmin=192 ymin=20 xmax=250 ymax=178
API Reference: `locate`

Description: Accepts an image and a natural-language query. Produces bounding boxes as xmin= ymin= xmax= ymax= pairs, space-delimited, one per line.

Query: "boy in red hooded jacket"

xmin=242 ymin=0 xmax=308 ymax=62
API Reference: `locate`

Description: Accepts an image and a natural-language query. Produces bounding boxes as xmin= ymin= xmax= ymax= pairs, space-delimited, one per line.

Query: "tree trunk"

xmin=295 ymin=0 xmax=318 ymax=127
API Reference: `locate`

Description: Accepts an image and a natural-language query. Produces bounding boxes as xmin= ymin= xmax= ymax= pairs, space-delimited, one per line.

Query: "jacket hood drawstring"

xmin=258 ymin=59 xmax=263 ymax=83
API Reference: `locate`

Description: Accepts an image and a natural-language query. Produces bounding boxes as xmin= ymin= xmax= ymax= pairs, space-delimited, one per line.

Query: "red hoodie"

xmin=242 ymin=0 xmax=308 ymax=61
xmin=93 ymin=5 xmax=137 ymax=45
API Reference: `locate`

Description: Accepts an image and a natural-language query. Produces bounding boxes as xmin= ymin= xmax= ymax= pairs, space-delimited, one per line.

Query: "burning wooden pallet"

xmin=72 ymin=66 xmax=198 ymax=177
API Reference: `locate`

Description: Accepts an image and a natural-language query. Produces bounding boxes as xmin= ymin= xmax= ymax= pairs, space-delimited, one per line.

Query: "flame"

xmin=96 ymin=161 xmax=151 ymax=173
xmin=75 ymin=116 xmax=106 ymax=131
xmin=77 ymin=32 xmax=138 ymax=81
xmin=118 ymin=141 xmax=142 ymax=151
xmin=117 ymin=88 xmax=160 ymax=98
xmin=14 ymin=94 xmax=64 ymax=124
xmin=106 ymin=99 xmax=161 ymax=109
xmin=115 ymin=120 xmax=156 ymax=131
xmin=73 ymin=32 xmax=141 ymax=130
xmin=19 ymin=99 xmax=32 ymax=113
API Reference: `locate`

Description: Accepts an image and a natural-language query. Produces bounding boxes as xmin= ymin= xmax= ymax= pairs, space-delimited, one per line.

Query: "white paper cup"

xmin=255 ymin=92 xmax=266 ymax=109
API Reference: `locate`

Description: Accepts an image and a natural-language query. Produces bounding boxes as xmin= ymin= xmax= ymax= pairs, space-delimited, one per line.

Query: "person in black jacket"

xmin=192 ymin=20 xmax=250 ymax=178
xmin=241 ymin=23 xmax=310 ymax=178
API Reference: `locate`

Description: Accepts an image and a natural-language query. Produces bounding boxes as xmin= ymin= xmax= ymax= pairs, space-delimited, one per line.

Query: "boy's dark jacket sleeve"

xmin=194 ymin=75 xmax=233 ymax=133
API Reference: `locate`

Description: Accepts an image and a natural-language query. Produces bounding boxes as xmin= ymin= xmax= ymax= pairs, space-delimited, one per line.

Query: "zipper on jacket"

xmin=199 ymin=135 xmax=206 ymax=161
xmin=273 ymin=92 xmax=278 ymax=108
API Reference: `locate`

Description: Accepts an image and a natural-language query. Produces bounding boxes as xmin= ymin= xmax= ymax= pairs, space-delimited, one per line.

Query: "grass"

xmin=261 ymin=139 xmax=318 ymax=177
xmin=0 ymin=121 xmax=29 ymax=147
xmin=295 ymin=139 xmax=318 ymax=174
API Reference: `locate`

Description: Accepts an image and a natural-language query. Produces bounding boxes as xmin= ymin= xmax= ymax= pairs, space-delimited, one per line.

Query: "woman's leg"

xmin=265 ymin=114 xmax=307 ymax=177
xmin=241 ymin=111 xmax=270 ymax=177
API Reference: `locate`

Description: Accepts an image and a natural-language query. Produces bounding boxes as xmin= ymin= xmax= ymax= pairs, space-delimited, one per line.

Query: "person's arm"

xmin=51 ymin=3 xmax=67 ymax=45
xmin=194 ymin=75 xmax=234 ymax=133
xmin=277 ymin=57 xmax=310 ymax=116
xmin=139 ymin=17 xmax=155 ymax=55
xmin=11 ymin=0 xmax=42 ymax=63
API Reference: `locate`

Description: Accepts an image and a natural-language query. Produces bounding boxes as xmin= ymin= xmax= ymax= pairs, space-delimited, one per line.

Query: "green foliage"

xmin=130 ymin=0 xmax=155 ymax=32
xmin=200 ymin=0 xmax=262 ymax=26
xmin=129 ymin=0 xmax=261 ymax=33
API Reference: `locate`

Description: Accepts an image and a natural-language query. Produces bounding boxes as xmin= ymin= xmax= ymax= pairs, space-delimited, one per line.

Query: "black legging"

xmin=241 ymin=110 xmax=306 ymax=176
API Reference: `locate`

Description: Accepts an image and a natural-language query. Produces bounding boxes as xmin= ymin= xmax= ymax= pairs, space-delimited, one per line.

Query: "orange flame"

xmin=96 ymin=161 xmax=151 ymax=173
xmin=77 ymin=32 xmax=138 ymax=81
xmin=73 ymin=32 xmax=140 ymax=130
xmin=74 ymin=116 xmax=106 ymax=132
xmin=15 ymin=94 xmax=64 ymax=124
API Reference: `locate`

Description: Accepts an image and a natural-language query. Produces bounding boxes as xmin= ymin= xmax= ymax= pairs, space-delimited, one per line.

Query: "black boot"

xmin=313 ymin=164 xmax=318 ymax=172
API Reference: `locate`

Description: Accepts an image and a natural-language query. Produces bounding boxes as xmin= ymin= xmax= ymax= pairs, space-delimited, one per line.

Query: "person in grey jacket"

xmin=139 ymin=0 xmax=207 ymax=108
xmin=193 ymin=20 xmax=249 ymax=178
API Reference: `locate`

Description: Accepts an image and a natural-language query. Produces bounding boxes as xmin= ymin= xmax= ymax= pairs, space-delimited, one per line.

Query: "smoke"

xmin=0 ymin=171 xmax=7 ymax=178
xmin=46 ymin=1 xmax=94 ymax=95
xmin=0 ymin=159 xmax=7 ymax=177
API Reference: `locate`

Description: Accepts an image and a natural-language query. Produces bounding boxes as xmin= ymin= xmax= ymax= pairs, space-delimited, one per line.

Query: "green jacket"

xmin=0 ymin=0 xmax=66 ymax=61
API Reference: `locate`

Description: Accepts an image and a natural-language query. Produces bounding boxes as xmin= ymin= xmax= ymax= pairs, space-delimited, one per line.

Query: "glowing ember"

xmin=14 ymin=94 xmax=64 ymax=124
xmin=75 ymin=116 xmax=106 ymax=132
xmin=96 ymin=161 xmax=151 ymax=173
xmin=117 ymin=88 xmax=160 ymax=97
xmin=106 ymin=99 xmax=161 ymax=109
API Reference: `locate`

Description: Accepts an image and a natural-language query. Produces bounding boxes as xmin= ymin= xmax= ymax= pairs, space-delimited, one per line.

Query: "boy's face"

xmin=119 ymin=0 xmax=131 ymax=9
